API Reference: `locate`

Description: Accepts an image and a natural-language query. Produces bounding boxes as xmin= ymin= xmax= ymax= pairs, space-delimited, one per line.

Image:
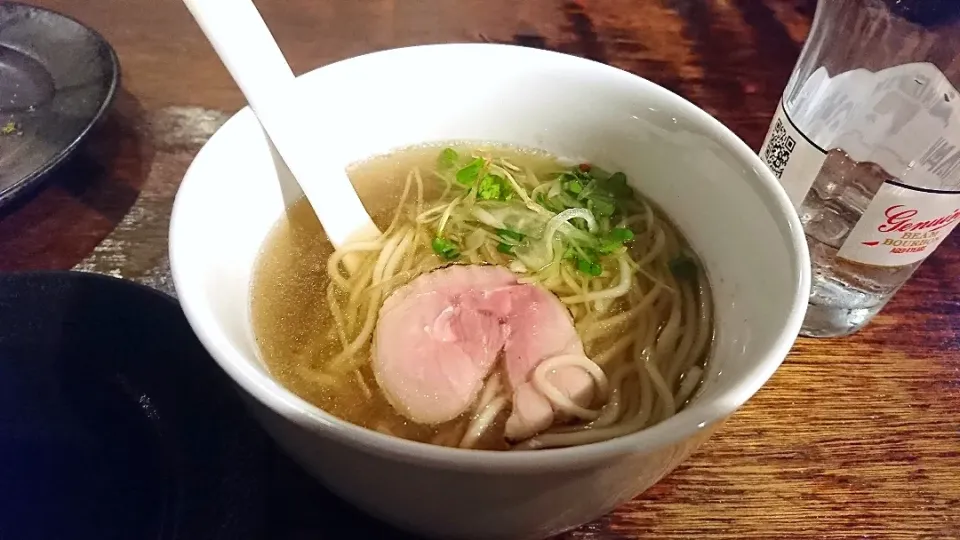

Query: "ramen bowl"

xmin=170 ymin=44 xmax=809 ymax=540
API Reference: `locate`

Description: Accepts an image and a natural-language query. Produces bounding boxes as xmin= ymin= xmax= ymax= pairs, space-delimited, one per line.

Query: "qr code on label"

xmin=762 ymin=119 xmax=795 ymax=179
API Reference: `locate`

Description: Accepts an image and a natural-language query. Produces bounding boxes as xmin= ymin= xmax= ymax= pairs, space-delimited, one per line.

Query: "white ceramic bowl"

xmin=170 ymin=44 xmax=809 ymax=540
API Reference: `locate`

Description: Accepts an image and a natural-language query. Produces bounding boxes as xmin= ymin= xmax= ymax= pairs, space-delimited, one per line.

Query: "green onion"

xmin=437 ymin=148 xmax=459 ymax=169
xmin=456 ymin=158 xmax=485 ymax=186
xmin=432 ymin=237 xmax=461 ymax=260
xmin=598 ymin=216 xmax=611 ymax=235
xmin=555 ymin=192 xmax=584 ymax=212
xmin=495 ymin=228 xmax=525 ymax=242
xmin=497 ymin=242 xmax=515 ymax=254
xmin=669 ymin=255 xmax=698 ymax=280
xmin=536 ymin=192 xmax=554 ymax=212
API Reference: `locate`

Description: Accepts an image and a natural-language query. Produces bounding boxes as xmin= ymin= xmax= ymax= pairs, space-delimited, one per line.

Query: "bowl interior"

xmin=170 ymin=44 xmax=807 ymax=466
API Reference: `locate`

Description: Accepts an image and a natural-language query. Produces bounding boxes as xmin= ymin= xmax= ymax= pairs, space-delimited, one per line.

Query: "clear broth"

xmin=251 ymin=144 xmax=711 ymax=450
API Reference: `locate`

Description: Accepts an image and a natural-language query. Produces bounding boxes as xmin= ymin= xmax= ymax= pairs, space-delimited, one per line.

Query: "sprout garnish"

xmin=427 ymin=148 xmax=643 ymax=278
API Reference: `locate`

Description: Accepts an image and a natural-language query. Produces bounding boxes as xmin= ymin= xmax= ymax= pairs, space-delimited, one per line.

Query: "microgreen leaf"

xmin=596 ymin=240 xmax=621 ymax=255
xmin=456 ymin=158 xmax=485 ymax=186
xmin=606 ymin=172 xmax=627 ymax=189
xmin=576 ymin=178 xmax=597 ymax=201
xmin=574 ymin=246 xmax=599 ymax=263
xmin=589 ymin=197 xmax=616 ymax=218
xmin=605 ymin=172 xmax=633 ymax=197
xmin=438 ymin=148 xmax=459 ymax=169
xmin=609 ymin=227 xmax=634 ymax=242
xmin=575 ymin=257 xmax=603 ymax=276
xmin=477 ymin=174 xmax=503 ymax=200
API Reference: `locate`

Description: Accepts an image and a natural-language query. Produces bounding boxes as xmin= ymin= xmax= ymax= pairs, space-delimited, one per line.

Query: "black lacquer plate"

xmin=0 ymin=2 xmax=119 ymax=207
xmin=0 ymin=271 xmax=268 ymax=540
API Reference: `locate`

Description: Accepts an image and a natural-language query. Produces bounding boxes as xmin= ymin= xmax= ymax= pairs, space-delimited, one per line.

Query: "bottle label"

xmin=837 ymin=182 xmax=960 ymax=267
xmin=760 ymin=61 xmax=960 ymax=267
xmin=759 ymin=101 xmax=828 ymax=209
xmin=783 ymin=62 xmax=960 ymax=193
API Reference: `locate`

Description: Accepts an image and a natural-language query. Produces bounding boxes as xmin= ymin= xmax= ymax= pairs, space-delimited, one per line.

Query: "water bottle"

xmin=759 ymin=0 xmax=960 ymax=337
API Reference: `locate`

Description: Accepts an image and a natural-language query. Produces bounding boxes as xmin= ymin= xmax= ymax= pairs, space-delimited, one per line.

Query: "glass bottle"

xmin=759 ymin=0 xmax=960 ymax=337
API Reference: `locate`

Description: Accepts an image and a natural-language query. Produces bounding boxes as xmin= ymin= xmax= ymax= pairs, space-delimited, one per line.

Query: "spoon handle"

xmin=182 ymin=0 xmax=380 ymax=249
xmin=182 ymin=0 xmax=295 ymax=111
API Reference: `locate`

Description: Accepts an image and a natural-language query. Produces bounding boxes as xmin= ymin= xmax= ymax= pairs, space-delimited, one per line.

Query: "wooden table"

xmin=3 ymin=0 xmax=958 ymax=538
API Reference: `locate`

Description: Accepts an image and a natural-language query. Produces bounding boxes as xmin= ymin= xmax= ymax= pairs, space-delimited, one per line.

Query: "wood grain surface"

xmin=2 ymin=0 xmax=958 ymax=538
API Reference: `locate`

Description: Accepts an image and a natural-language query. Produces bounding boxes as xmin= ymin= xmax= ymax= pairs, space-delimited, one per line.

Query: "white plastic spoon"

xmin=181 ymin=0 xmax=381 ymax=255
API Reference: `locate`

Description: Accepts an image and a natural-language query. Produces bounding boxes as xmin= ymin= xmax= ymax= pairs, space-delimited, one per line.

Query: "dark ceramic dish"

xmin=0 ymin=272 xmax=267 ymax=539
xmin=0 ymin=2 xmax=119 ymax=206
